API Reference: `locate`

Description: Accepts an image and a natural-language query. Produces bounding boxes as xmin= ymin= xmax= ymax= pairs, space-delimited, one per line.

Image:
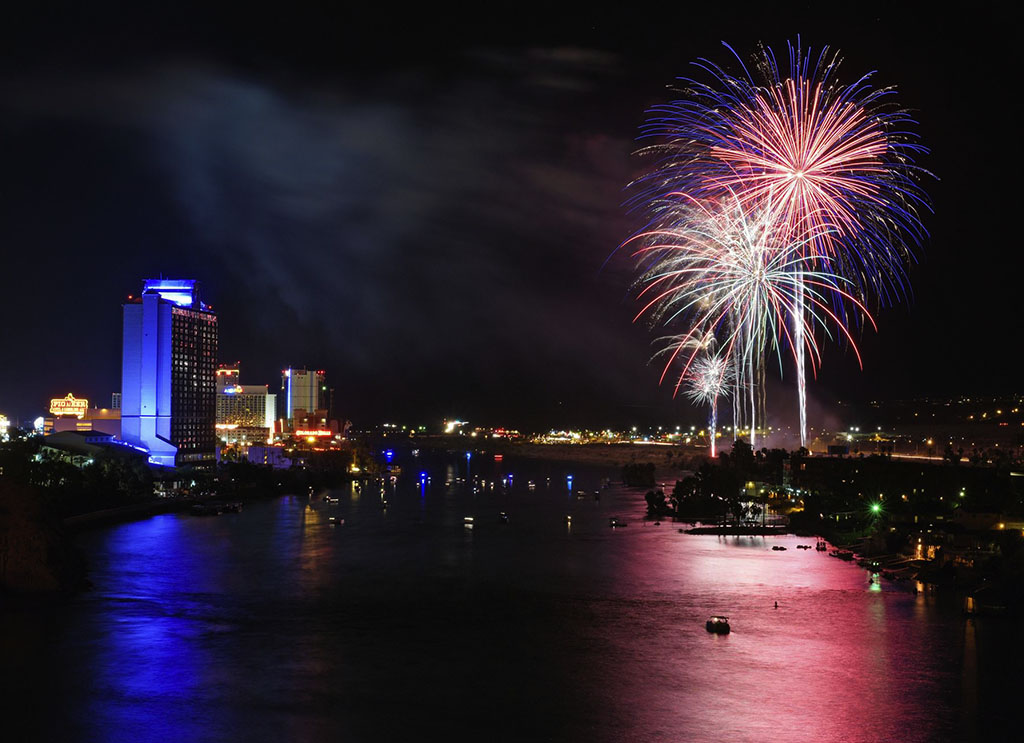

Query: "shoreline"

xmin=61 ymin=486 xmax=290 ymax=534
xmin=63 ymin=499 xmax=193 ymax=533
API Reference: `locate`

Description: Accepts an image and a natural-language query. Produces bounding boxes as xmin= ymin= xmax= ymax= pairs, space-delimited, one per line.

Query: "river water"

xmin=1 ymin=451 xmax=1016 ymax=741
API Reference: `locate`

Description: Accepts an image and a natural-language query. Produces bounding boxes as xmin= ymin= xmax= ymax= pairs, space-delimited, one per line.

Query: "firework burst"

xmin=684 ymin=353 xmax=734 ymax=457
xmin=632 ymin=40 xmax=930 ymax=303
xmin=626 ymin=41 xmax=930 ymax=447
xmin=630 ymin=190 xmax=875 ymax=447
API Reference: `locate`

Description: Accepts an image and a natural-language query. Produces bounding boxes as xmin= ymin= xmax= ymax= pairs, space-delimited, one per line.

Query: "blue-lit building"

xmin=120 ymin=279 xmax=218 ymax=467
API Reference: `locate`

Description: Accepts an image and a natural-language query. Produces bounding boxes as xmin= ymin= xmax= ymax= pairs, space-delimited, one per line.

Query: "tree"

xmin=943 ymin=443 xmax=962 ymax=465
xmin=622 ymin=461 xmax=656 ymax=487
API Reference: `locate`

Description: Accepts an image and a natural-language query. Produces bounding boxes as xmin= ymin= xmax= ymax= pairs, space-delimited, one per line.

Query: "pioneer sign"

xmin=50 ymin=393 xmax=89 ymax=418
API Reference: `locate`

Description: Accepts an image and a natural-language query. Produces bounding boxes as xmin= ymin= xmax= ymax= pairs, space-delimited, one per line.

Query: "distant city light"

xmin=444 ymin=419 xmax=467 ymax=434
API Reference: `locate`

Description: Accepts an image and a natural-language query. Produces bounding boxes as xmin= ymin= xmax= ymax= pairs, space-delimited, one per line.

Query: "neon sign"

xmin=50 ymin=393 xmax=88 ymax=418
xmin=295 ymin=429 xmax=332 ymax=437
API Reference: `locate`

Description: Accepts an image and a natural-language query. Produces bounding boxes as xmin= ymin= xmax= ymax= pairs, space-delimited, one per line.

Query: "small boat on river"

xmin=706 ymin=616 xmax=730 ymax=634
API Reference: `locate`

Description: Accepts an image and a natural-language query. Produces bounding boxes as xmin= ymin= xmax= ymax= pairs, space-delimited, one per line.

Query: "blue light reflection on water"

xmin=3 ymin=451 xmax=1015 ymax=742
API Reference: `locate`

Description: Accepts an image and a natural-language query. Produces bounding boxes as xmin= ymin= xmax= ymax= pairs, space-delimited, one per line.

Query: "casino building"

xmin=44 ymin=393 xmax=121 ymax=437
xmin=216 ymin=363 xmax=276 ymax=445
xmin=280 ymin=367 xmax=338 ymax=437
xmin=120 ymin=279 xmax=218 ymax=467
xmin=281 ymin=367 xmax=327 ymax=420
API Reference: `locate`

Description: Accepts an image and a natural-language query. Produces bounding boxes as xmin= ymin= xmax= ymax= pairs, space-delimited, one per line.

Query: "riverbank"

xmin=62 ymin=499 xmax=193 ymax=533
xmin=1 ymin=482 xmax=87 ymax=595
xmin=61 ymin=483 xmax=299 ymax=534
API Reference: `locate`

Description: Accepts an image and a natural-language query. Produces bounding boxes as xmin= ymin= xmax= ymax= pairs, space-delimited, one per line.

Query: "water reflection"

xmin=961 ymin=618 xmax=978 ymax=740
xmin=2 ymin=453 xmax=1004 ymax=741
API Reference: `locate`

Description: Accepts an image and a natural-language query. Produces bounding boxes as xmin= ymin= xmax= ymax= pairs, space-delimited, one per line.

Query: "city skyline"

xmin=1 ymin=5 xmax=1019 ymax=430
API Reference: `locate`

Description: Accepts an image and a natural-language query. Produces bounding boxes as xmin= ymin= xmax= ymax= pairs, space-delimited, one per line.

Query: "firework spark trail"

xmin=684 ymin=353 xmax=734 ymax=458
xmin=626 ymin=40 xmax=930 ymax=447
xmin=630 ymin=191 xmax=876 ymax=446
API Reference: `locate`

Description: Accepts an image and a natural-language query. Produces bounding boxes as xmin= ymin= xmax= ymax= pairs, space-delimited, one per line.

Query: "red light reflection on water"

xmin=580 ymin=529 xmax=963 ymax=742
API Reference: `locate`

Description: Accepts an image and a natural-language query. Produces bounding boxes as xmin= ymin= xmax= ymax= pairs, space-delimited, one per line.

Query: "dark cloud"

xmin=0 ymin=49 xmax=671 ymax=426
xmin=0 ymin=6 xmax=1020 ymax=428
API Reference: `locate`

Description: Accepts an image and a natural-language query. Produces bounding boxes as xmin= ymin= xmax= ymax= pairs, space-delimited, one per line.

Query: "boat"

xmin=815 ymin=540 xmax=828 ymax=551
xmin=706 ymin=616 xmax=730 ymax=634
xmin=796 ymin=544 xmax=812 ymax=550
xmin=608 ymin=517 xmax=628 ymax=528
xmin=771 ymin=545 xmax=787 ymax=551
xmin=830 ymin=550 xmax=855 ymax=561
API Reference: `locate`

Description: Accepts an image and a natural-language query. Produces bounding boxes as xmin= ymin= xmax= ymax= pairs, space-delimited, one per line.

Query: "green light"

xmin=871 ymin=503 xmax=881 ymax=514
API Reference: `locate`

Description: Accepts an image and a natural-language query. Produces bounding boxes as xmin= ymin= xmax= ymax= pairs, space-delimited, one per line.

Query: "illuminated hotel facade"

xmin=120 ymin=279 xmax=218 ymax=467
xmin=216 ymin=363 xmax=276 ymax=444
xmin=281 ymin=368 xmax=326 ymax=420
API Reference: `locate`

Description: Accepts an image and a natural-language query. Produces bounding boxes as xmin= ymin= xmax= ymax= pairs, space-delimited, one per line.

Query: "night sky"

xmin=1 ymin=5 xmax=1019 ymax=430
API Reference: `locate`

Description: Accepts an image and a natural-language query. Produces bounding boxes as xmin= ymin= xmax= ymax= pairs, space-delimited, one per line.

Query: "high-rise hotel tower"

xmin=281 ymin=367 xmax=327 ymax=420
xmin=121 ymin=279 xmax=218 ymax=467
